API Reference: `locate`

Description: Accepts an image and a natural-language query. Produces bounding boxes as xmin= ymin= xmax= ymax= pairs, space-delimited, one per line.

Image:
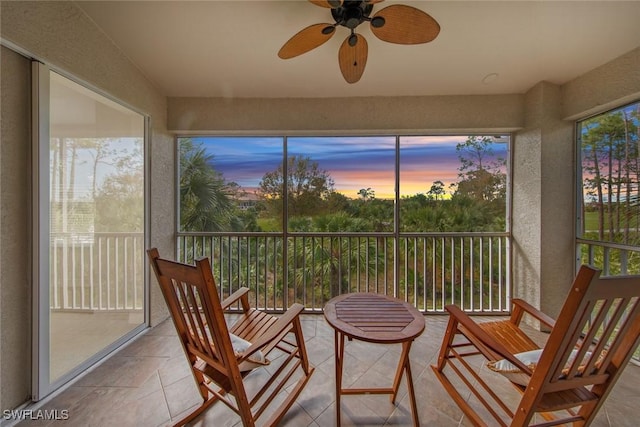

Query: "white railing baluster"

xmin=90 ymin=241 xmax=94 ymax=310
xmin=53 ymin=240 xmax=59 ymax=309
xmin=115 ymin=237 xmax=119 ymax=310
xmin=488 ymin=237 xmax=493 ymax=312
xmin=460 ymin=237 xmax=465 ymax=309
xmin=71 ymin=240 xmax=77 ymax=309
xmin=80 ymin=242 xmax=85 ymax=309
xmin=479 ymin=237 xmax=484 ymax=311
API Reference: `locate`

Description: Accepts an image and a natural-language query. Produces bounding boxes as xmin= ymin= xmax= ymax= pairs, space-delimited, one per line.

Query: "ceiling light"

xmin=482 ymin=73 xmax=499 ymax=84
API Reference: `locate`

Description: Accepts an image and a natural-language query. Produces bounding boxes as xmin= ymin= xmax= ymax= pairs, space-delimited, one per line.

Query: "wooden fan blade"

xmin=371 ymin=4 xmax=440 ymax=44
xmin=338 ymin=34 xmax=368 ymax=84
xmin=278 ymin=23 xmax=336 ymax=59
xmin=308 ymin=0 xmax=343 ymax=8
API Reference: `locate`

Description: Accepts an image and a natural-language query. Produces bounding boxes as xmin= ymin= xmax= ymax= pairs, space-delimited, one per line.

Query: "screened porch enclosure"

xmin=174 ymin=134 xmax=511 ymax=313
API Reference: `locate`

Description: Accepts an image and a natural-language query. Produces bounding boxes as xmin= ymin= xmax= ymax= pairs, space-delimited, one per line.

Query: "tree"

xmin=357 ymin=187 xmax=375 ymax=201
xmin=179 ymin=139 xmax=236 ymax=231
xmin=95 ymin=169 xmax=144 ymax=232
xmin=427 ymin=180 xmax=445 ymax=200
xmin=258 ymin=155 xmax=335 ymax=218
xmin=93 ymin=139 xmax=144 ymax=232
xmin=454 ymin=136 xmax=506 ymax=203
xmin=325 ymin=191 xmax=351 ymax=213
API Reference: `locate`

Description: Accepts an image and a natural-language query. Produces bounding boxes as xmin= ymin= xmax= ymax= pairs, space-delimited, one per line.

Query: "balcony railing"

xmin=47 ymin=232 xmax=638 ymax=362
xmin=577 ymin=238 xmax=640 ymax=275
xmin=177 ymin=231 xmax=511 ymax=314
xmin=50 ymin=232 xmax=145 ymax=311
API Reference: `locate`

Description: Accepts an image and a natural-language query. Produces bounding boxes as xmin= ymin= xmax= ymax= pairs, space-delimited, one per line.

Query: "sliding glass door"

xmin=33 ymin=63 xmax=148 ymax=398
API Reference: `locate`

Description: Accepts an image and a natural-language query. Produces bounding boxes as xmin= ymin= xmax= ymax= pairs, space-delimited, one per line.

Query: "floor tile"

xmin=17 ymin=314 xmax=640 ymax=427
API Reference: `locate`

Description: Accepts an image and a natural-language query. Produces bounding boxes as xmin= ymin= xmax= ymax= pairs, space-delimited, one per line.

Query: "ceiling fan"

xmin=278 ymin=0 xmax=440 ymax=84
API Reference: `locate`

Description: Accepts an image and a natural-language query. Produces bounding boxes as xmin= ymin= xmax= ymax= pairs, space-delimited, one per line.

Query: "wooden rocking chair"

xmin=431 ymin=265 xmax=640 ymax=426
xmin=147 ymin=248 xmax=314 ymax=427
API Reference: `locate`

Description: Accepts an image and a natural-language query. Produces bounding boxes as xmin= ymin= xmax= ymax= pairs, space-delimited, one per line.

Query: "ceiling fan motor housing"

xmin=331 ymin=1 xmax=374 ymax=29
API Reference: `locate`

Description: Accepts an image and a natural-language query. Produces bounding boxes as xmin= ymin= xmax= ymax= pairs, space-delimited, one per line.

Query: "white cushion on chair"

xmin=230 ymin=333 xmax=269 ymax=371
xmin=487 ymin=348 xmax=600 ymax=386
xmin=188 ymin=323 xmax=269 ymax=371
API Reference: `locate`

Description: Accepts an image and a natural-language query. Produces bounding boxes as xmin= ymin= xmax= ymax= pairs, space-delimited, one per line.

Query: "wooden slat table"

xmin=324 ymin=293 xmax=425 ymax=427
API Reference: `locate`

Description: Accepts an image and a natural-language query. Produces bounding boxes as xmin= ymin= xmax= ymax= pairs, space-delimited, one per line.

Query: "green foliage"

xmin=257 ymin=217 xmax=281 ymax=231
xmin=312 ymin=212 xmax=370 ymax=232
xmin=346 ymin=199 xmax=394 ymax=232
xmin=400 ymin=195 xmax=502 ymax=232
xmin=325 ymin=191 xmax=351 ymax=213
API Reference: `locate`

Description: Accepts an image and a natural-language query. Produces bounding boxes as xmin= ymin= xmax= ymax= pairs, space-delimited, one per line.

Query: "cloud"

xmin=186 ymin=135 xmax=508 ymax=198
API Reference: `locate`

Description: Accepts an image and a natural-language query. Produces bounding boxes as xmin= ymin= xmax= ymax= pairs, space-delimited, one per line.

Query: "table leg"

xmin=404 ymin=345 xmax=419 ymax=427
xmin=391 ymin=341 xmax=420 ymax=427
xmin=334 ymin=330 xmax=345 ymax=427
xmin=391 ymin=341 xmax=411 ymax=402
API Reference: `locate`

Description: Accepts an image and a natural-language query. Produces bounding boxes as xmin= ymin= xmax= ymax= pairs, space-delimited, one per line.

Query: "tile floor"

xmin=17 ymin=314 xmax=640 ymax=427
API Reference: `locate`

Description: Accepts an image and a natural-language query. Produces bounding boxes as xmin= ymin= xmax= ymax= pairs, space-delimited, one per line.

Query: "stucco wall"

xmin=562 ymin=47 xmax=640 ymax=120
xmin=168 ymin=94 xmax=524 ymax=133
xmin=0 ymin=0 xmax=173 ymax=409
xmin=538 ymin=84 xmax=575 ymax=318
xmin=511 ymin=126 xmax=542 ymax=310
xmin=0 ymin=45 xmax=32 ymax=412
xmin=512 ymin=82 xmax=575 ymax=321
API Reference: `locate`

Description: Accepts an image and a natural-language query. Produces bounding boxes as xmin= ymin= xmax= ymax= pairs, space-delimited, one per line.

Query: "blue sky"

xmin=192 ymin=135 xmax=508 ymax=199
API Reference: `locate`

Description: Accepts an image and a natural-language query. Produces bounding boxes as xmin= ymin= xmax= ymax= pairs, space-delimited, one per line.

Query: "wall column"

xmin=512 ymin=81 xmax=575 ymax=322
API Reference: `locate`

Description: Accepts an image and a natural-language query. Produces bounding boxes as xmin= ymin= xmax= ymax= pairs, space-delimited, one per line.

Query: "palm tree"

xmin=179 ymin=139 xmax=235 ymax=231
xmin=357 ymin=187 xmax=375 ymax=201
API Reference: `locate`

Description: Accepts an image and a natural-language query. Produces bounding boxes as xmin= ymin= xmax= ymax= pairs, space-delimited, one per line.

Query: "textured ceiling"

xmin=76 ymin=1 xmax=640 ymax=98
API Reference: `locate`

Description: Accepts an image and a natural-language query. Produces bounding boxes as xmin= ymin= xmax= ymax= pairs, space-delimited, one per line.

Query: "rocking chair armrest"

xmin=221 ymin=287 xmax=251 ymax=311
xmin=240 ymin=303 xmax=304 ymax=360
xmin=512 ymin=298 xmax=556 ymax=329
xmin=445 ymin=305 xmax=533 ymax=374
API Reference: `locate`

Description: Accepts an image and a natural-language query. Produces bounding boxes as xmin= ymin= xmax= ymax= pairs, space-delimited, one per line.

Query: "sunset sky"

xmin=192 ymin=135 xmax=508 ymax=199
